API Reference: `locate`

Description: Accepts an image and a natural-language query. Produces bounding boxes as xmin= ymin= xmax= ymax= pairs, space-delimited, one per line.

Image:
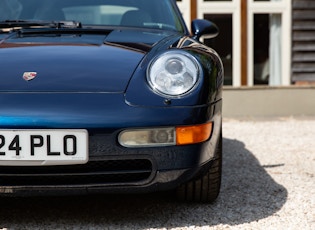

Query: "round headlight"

xmin=147 ymin=50 xmax=201 ymax=97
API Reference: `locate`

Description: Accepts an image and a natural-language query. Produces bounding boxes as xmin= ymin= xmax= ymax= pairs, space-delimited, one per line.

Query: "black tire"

xmin=176 ymin=132 xmax=222 ymax=203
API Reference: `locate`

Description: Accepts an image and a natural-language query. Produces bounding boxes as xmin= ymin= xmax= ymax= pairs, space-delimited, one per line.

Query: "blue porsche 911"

xmin=0 ymin=0 xmax=223 ymax=202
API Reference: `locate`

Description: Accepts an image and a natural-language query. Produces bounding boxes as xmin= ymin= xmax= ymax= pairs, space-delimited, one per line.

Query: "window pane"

xmin=253 ymin=13 xmax=282 ymax=86
xmin=254 ymin=14 xmax=269 ymax=85
xmin=204 ymin=14 xmax=233 ymax=85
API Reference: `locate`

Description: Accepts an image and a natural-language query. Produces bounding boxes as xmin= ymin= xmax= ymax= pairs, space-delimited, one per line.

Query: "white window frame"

xmin=248 ymin=0 xmax=292 ymax=86
xmin=197 ymin=0 xmax=242 ymax=87
xmin=176 ymin=0 xmax=191 ymax=27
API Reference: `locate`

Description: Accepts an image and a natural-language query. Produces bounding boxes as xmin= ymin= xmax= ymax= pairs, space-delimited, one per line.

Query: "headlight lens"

xmin=118 ymin=128 xmax=176 ymax=147
xmin=147 ymin=50 xmax=201 ymax=97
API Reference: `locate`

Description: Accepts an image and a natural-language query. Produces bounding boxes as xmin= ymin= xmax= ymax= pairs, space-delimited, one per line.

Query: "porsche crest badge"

xmin=23 ymin=72 xmax=37 ymax=81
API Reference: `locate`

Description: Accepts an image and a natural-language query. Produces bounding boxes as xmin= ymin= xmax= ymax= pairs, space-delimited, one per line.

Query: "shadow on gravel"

xmin=0 ymin=138 xmax=287 ymax=229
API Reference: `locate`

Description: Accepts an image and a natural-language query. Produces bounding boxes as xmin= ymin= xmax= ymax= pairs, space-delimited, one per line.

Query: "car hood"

xmin=0 ymin=29 xmax=178 ymax=92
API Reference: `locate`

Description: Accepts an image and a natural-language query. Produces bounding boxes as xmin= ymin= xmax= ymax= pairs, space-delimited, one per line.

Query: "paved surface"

xmin=0 ymin=117 xmax=314 ymax=229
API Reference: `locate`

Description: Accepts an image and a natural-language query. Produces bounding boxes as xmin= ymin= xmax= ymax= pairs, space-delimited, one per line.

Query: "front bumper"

xmin=0 ymin=125 xmax=221 ymax=196
xmin=0 ymin=93 xmax=222 ymax=196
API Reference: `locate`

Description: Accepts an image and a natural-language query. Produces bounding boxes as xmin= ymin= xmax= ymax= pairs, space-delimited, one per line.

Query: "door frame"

xmin=247 ymin=0 xmax=292 ymax=86
xmin=197 ymin=0 xmax=242 ymax=87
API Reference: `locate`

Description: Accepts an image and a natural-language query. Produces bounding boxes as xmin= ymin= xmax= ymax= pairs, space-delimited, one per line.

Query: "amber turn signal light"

xmin=176 ymin=122 xmax=213 ymax=145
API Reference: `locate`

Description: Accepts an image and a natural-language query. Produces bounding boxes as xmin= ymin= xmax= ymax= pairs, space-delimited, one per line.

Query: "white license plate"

xmin=0 ymin=130 xmax=88 ymax=166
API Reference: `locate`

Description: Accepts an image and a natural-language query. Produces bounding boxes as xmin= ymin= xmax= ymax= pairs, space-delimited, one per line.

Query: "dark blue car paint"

xmin=0 ymin=7 xmax=223 ymax=195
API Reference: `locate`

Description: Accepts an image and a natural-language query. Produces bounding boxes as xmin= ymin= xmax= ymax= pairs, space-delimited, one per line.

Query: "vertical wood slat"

xmin=190 ymin=0 xmax=197 ymax=21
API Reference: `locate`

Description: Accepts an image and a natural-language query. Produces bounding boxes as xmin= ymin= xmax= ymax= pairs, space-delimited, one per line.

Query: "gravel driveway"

xmin=0 ymin=117 xmax=314 ymax=229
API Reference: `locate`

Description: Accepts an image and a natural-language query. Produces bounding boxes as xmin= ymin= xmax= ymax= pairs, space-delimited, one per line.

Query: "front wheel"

xmin=176 ymin=132 xmax=222 ymax=203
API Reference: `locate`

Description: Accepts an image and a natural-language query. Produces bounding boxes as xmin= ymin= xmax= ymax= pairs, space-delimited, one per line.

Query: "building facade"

xmin=177 ymin=0 xmax=315 ymax=87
